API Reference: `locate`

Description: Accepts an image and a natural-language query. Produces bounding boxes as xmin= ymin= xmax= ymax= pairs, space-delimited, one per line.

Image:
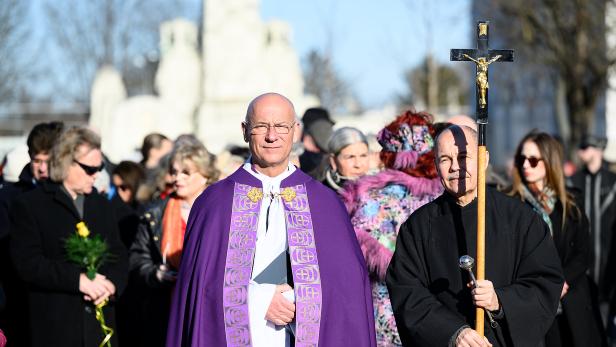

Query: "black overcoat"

xmin=9 ymin=182 xmax=128 ymax=347
xmin=547 ymin=201 xmax=606 ymax=346
xmin=387 ymin=187 xmax=564 ymax=347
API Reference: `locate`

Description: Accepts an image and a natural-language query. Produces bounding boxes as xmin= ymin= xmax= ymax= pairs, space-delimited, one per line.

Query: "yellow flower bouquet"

xmin=65 ymin=221 xmax=114 ymax=347
xmin=66 ymin=222 xmax=111 ymax=279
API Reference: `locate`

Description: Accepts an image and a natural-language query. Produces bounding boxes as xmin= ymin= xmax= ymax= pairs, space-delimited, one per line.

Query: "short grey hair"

xmin=50 ymin=127 xmax=101 ymax=182
xmin=327 ymin=127 xmax=368 ymax=156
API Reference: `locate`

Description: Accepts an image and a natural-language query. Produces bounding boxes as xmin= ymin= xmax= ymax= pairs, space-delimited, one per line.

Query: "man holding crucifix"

xmin=386 ymin=22 xmax=564 ymax=347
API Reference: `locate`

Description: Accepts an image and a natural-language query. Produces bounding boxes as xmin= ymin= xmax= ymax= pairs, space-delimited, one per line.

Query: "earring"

xmin=331 ymin=169 xmax=340 ymax=183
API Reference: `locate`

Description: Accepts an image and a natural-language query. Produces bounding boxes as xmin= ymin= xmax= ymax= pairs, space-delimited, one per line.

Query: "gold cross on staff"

xmin=450 ymin=21 xmax=513 ymax=124
xmin=449 ymin=20 xmax=514 ymax=337
xmin=462 ymin=54 xmax=502 ymax=109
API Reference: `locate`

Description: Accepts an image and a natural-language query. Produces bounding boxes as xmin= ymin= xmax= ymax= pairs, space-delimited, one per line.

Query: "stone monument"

xmin=90 ymin=0 xmax=316 ymax=160
xmin=197 ymin=0 xmax=316 ymax=153
xmin=90 ymin=19 xmax=202 ymax=162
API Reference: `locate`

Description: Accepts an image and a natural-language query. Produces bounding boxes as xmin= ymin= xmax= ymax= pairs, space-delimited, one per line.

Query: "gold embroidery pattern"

xmin=246 ymin=187 xmax=263 ymax=202
xmin=280 ymin=187 xmax=296 ymax=202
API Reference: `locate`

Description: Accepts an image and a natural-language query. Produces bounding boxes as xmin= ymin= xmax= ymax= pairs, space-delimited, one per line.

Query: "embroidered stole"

xmin=222 ymin=183 xmax=323 ymax=347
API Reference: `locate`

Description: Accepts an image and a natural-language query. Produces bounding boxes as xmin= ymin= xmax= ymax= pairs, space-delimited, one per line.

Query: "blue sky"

xmin=22 ymin=0 xmax=471 ymax=108
xmin=261 ymin=0 xmax=471 ymax=108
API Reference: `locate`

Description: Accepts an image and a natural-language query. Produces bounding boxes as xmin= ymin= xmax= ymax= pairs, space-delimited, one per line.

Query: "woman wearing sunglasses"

xmin=507 ymin=131 xmax=605 ymax=347
xmin=8 ymin=126 xmax=128 ymax=347
xmin=129 ymin=143 xmax=219 ymax=347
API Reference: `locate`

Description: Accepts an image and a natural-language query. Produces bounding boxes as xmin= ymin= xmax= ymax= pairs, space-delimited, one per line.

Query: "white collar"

xmin=242 ymin=161 xmax=296 ymax=188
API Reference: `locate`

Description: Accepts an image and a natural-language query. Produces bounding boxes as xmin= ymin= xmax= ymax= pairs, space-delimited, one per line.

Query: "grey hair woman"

xmin=324 ymin=127 xmax=370 ymax=191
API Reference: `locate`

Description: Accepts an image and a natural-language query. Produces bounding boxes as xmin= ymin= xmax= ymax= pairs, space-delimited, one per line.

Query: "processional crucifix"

xmin=450 ymin=21 xmax=514 ymax=336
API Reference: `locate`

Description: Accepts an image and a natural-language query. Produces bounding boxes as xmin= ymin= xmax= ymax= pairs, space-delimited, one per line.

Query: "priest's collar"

xmin=242 ymin=160 xmax=296 ymax=186
xmin=227 ymin=161 xmax=311 ymax=188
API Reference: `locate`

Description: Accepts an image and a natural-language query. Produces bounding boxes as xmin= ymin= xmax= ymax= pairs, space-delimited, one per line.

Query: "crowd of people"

xmin=0 ymin=92 xmax=615 ymax=347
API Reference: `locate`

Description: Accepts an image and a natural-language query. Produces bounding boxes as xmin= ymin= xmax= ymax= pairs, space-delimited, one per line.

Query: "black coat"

xmin=0 ymin=164 xmax=38 ymax=345
xmin=128 ymin=197 xmax=173 ymax=347
xmin=9 ymin=182 xmax=128 ymax=347
xmin=387 ymin=188 xmax=564 ymax=347
xmin=545 ymin=201 xmax=606 ymax=347
xmin=569 ymin=165 xmax=616 ymax=297
xmin=109 ymin=194 xmax=143 ymax=347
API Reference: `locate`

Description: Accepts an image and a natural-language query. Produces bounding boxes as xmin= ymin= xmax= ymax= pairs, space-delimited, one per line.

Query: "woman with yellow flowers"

xmin=129 ymin=142 xmax=219 ymax=346
xmin=9 ymin=127 xmax=128 ymax=347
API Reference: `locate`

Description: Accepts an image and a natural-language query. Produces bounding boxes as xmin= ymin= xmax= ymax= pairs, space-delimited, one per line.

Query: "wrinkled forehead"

xmin=436 ymin=127 xmax=477 ymax=155
xmin=251 ymin=107 xmax=294 ymax=124
xmin=248 ymin=96 xmax=295 ymax=124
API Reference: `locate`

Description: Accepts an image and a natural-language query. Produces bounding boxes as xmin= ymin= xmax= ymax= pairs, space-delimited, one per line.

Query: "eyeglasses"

xmin=246 ymin=122 xmax=295 ymax=135
xmin=515 ymin=155 xmax=543 ymax=168
xmin=74 ymin=160 xmax=104 ymax=176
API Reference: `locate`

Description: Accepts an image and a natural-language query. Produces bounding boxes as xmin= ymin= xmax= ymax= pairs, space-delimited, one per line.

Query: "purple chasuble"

xmin=166 ymin=167 xmax=376 ymax=347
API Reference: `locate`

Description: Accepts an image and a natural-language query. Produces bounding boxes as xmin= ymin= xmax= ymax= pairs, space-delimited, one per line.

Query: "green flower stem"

xmin=87 ymin=266 xmax=97 ymax=280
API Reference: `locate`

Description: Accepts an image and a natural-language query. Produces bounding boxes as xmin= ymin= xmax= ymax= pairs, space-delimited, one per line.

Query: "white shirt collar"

xmin=242 ymin=160 xmax=296 ymax=191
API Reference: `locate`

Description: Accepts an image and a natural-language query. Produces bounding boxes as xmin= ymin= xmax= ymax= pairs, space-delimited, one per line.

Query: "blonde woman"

xmin=130 ymin=143 xmax=219 ymax=346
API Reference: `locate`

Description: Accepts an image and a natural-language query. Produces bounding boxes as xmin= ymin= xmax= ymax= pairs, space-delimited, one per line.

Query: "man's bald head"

xmin=447 ymin=115 xmax=477 ymax=131
xmin=245 ymin=93 xmax=296 ymax=123
xmin=241 ymin=92 xmax=300 ymax=177
xmin=435 ymin=125 xmax=478 ymax=156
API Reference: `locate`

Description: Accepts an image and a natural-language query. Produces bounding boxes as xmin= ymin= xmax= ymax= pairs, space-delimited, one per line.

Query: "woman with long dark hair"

xmin=507 ymin=131 xmax=605 ymax=347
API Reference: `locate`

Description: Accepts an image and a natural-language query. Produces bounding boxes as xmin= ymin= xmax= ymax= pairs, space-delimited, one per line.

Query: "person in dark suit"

xmin=9 ymin=126 xmax=128 ymax=347
xmin=507 ymin=131 xmax=606 ymax=347
xmin=0 ymin=121 xmax=64 ymax=346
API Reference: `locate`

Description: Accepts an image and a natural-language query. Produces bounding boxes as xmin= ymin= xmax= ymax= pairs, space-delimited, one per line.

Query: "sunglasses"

xmin=515 ymin=155 xmax=543 ymax=168
xmin=74 ymin=160 xmax=105 ymax=176
xmin=117 ymin=184 xmax=130 ymax=191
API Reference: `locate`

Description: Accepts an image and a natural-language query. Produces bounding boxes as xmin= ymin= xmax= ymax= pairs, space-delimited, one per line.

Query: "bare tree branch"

xmin=493 ymin=0 xmax=608 ymax=158
xmin=0 ymin=0 xmax=33 ymax=102
xmin=43 ymin=0 xmax=185 ymax=102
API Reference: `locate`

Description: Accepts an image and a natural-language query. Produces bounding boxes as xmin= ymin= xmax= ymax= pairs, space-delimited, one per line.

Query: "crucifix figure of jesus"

xmin=462 ymin=54 xmax=502 ymax=108
xmin=451 ymin=21 xmax=513 ymax=123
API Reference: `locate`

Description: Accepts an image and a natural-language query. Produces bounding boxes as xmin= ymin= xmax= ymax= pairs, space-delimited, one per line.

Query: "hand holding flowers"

xmin=66 ymin=221 xmax=115 ymax=347
xmin=79 ymin=273 xmax=116 ymax=305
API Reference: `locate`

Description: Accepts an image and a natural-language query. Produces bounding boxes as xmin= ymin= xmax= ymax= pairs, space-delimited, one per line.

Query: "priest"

xmin=386 ymin=125 xmax=564 ymax=347
xmin=166 ymin=93 xmax=376 ymax=346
